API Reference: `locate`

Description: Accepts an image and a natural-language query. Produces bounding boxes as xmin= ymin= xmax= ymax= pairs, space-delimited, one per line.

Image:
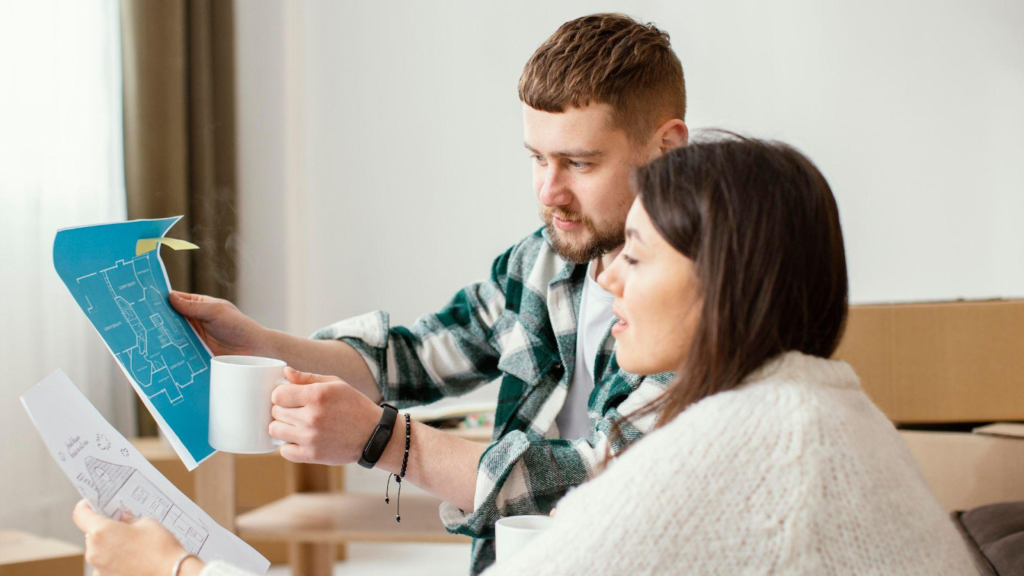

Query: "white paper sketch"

xmin=21 ymin=369 xmax=269 ymax=574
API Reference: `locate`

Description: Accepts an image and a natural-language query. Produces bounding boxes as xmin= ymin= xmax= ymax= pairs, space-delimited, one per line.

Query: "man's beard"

xmin=541 ymin=208 xmax=626 ymax=264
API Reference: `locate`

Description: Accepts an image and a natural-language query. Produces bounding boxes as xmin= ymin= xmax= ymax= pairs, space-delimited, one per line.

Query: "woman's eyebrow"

xmin=626 ymin=227 xmax=645 ymax=244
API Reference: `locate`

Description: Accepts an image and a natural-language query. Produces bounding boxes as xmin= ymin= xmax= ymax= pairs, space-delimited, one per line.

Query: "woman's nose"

xmin=597 ymin=258 xmax=623 ymax=296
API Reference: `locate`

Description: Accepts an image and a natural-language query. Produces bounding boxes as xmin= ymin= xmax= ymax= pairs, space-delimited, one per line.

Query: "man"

xmin=171 ymin=13 xmax=687 ymax=573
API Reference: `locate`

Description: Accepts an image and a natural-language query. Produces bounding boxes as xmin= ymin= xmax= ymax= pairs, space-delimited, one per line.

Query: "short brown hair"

xmin=519 ymin=13 xmax=686 ymax=146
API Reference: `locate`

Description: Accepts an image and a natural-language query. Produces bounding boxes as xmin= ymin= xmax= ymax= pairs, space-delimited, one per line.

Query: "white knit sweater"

xmin=482 ymin=352 xmax=978 ymax=575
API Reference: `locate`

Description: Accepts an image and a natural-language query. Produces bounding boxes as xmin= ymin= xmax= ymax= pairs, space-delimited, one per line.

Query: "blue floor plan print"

xmin=54 ymin=217 xmax=215 ymax=469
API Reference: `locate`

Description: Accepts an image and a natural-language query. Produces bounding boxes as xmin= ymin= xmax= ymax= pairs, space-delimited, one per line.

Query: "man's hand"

xmin=270 ymin=367 xmax=385 ymax=465
xmin=72 ymin=500 xmax=204 ymax=576
xmin=271 ymin=368 xmax=485 ymax=511
xmin=169 ymin=291 xmax=270 ymax=358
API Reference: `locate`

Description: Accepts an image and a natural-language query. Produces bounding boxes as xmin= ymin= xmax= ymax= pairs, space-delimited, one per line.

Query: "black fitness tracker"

xmin=358 ymin=403 xmax=399 ymax=469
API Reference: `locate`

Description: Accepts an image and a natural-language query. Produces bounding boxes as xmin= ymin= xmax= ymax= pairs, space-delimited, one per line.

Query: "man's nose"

xmin=538 ymin=166 xmax=571 ymax=207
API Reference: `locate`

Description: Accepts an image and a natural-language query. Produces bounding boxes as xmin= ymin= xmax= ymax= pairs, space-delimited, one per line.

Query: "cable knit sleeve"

xmin=481 ymin=387 xmax=770 ymax=575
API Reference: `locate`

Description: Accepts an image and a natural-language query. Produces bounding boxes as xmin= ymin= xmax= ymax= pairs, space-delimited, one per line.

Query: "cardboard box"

xmin=901 ymin=423 xmax=1024 ymax=511
xmin=835 ymin=300 xmax=1024 ymax=423
xmin=0 ymin=531 xmax=83 ymax=576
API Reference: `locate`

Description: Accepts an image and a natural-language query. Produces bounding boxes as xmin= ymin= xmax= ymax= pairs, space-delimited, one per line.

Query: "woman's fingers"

xmin=72 ymin=499 xmax=110 ymax=535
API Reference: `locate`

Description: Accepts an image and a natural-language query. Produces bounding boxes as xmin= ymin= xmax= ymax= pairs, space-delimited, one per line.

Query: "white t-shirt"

xmin=555 ymin=261 xmax=616 ymax=439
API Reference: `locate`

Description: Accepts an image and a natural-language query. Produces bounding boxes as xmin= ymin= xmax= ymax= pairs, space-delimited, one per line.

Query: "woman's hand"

xmin=72 ymin=500 xmax=205 ymax=576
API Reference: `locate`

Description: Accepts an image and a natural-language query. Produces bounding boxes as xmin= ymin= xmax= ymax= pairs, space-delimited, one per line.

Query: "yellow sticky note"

xmin=135 ymin=237 xmax=200 ymax=256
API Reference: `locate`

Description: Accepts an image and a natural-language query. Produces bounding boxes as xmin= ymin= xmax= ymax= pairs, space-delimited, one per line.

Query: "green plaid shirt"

xmin=312 ymin=227 xmax=673 ymax=574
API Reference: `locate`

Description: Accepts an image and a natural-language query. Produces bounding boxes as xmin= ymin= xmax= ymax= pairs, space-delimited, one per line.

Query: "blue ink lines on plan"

xmin=77 ymin=253 xmax=207 ymax=406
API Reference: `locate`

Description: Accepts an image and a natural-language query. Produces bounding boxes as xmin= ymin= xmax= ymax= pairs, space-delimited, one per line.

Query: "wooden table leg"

xmin=335 ymin=465 xmax=347 ymax=562
xmin=286 ymin=462 xmax=346 ymax=573
xmin=194 ymin=451 xmax=236 ymax=531
xmin=288 ymin=542 xmax=335 ymax=576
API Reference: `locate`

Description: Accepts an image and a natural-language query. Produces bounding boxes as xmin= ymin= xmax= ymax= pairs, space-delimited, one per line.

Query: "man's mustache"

xmin=542 ymin=209 xmax=588 ymax=225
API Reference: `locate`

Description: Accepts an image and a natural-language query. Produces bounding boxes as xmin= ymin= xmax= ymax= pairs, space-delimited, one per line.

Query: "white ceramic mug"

xmin=208 ymin=355 xmax=287 ymax=454
xmin=495 ymin=515 xmax=555 ymax=562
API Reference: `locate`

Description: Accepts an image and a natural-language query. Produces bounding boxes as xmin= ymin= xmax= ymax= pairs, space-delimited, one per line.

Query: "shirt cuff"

xmin=440 ymin=430 xmax=532 ymax=538
xmin=310 ymin=310 xmax=389 ymax=394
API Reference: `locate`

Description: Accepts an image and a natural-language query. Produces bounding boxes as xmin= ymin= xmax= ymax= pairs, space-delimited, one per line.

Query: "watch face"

xmin=361 ymin=406 xmax=398 ymax=467
xmin=365 ymin=426 xmax=389 ymax=461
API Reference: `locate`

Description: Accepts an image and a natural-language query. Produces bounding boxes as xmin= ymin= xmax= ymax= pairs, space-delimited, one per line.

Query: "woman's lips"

xmin=553 ymin=216 xmax=581 ymax=231
xmin=612 ymin=318 xmax=628 ymax=335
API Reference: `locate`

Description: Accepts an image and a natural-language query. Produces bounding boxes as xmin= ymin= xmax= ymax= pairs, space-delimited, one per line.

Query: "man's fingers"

xmin=269 ymin=420 xmax=304 ymax=444
xmin=284 ymin=366 xmax=337 ymax=385
xmin=279 ymin=442 xmax=314 ymax=464
xmin=72 ymin=499 xmax=111 ymax=535
xmin=271 ymin=404 xmax=304 ymax=425
xmin=170 ymin=290 xmax=205 ymax=302
xmin=271 ymin=383 xmax=314 ymax=408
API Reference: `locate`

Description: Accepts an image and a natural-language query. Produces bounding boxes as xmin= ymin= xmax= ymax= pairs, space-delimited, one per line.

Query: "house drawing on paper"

xmin=76 ymin=253 xmax=207 ymax=406
xmin=85 ymin=456 xmax=208 ymax=554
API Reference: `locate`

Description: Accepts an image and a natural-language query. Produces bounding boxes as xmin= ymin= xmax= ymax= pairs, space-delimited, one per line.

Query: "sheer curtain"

xmin=0 ymin=0 xmax=135 ymax=543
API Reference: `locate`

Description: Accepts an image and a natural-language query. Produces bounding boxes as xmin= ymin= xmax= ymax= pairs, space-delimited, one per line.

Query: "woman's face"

xmin=597 ymin=198 xmax=702 ymax=375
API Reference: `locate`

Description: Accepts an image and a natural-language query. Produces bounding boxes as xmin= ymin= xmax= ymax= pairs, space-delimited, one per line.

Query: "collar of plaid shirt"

xmin=489 ymin=227 xmax=646 ymax=442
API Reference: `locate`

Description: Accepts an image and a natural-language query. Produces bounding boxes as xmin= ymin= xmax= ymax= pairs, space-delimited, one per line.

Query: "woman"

xmin=481 ymin=135 xmax=976 ymax=574
xmin=72 ymin=135 xmax=976 ymax=575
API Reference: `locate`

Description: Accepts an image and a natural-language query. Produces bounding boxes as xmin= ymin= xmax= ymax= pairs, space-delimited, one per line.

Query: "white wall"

xmin=237 ymin=0 xmax=1024 ymax=339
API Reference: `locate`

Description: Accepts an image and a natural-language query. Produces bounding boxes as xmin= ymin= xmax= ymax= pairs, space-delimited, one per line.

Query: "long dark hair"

xmin=618 ymin=133 xmax=848 ymax=437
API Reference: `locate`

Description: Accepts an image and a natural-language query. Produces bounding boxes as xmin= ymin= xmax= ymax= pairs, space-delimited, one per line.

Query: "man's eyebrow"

xmin=523 ymin=142 xmax=605 ymax=158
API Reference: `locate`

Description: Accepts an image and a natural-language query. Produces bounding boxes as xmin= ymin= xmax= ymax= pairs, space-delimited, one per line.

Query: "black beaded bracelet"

xmin=385 ymin=413 xmax=412 ymax=522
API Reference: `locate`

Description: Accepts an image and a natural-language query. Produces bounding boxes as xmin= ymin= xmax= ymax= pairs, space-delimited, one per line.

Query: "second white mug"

xmin=495 ymin=515 xmax=555 ymax=562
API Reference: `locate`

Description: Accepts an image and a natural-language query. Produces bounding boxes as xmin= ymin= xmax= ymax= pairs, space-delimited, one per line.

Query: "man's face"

xmin=523 ymin=103 xmax=643 ymax=264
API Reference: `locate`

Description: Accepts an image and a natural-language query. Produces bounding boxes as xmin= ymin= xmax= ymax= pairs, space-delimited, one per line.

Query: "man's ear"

xmin=655 ymin=119 xmax=688 ymax=154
